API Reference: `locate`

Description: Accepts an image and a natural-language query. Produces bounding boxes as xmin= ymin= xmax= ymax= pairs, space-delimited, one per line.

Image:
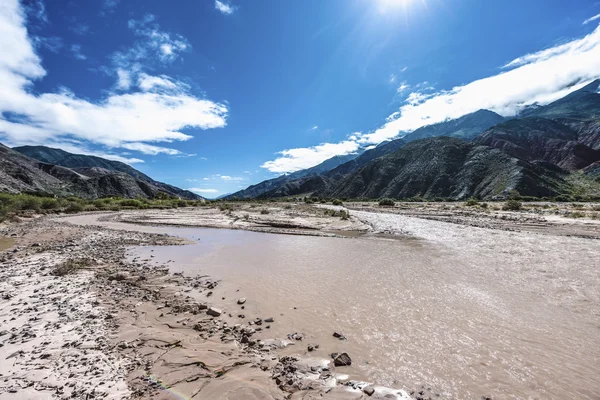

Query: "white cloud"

xmin=583 ymin=13 xmax=600 ymax=25
xmin=137 ymin=73 xmax=187 ymax=92
xmin=189 ymin=188 xmax=219 ymax=194
xmin=396 ymin=83 xmax=410 ymax=93
xmin=220 ymin=175 xmax=243 ymax=181
xmin=262 ymin=24 xmax=600 ymax=173
xmin=261 ymin=140 xmax=360 ymax=174
xmin=70 ymin=44 xmax=86 ymax=60
xmin=311 ymin=125 xmax=319 ymax=130
xmin=119 ymin=142 xmax=182 ymax=155
xmin=389 ymin=74 xmax=397 ymax=84
xmin=0 ymin=1 xmax=228 ymax=158
xmin=401 ymin=66 xmax=408 ymax=72
xmin=215 ymin=0 xmax=236 ymax=15
xmin=120 ymin=14 xmax=190 ymax=66
xmin=116 ymin=68 xmax=132 ymax=90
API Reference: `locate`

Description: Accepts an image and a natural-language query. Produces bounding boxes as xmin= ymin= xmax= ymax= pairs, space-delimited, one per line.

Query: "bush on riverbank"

xmin=0 ymin=192 xmax=209 ymax=222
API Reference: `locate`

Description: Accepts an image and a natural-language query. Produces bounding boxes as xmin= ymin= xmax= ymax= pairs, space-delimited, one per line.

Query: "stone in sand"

xmin=333 ymin=331 xmax=346 ymax=340
xmin=237 ymin=298 xmax=246 ymax=304
xmin=206 ymin=307 xmax=222 ymax=317
xmin=333 ymin=352 xmax=352 ymax=366
xmin=264 ymin=317 xmax=274 ymax=323
xmin=363 ymin=386 xmax=375 ymax=396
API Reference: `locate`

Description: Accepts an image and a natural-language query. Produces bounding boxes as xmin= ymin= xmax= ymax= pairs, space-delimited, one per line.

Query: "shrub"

xmin=284 ymin=204 xmax=292 ymax=209
xmin=260 ymin=209 xmax=270 ymax=215
xmin=379 ymin=198 xmax=395 ymax=207
xmin=507 ymin=190 xmax=522 ymax=200
xmin=119 ymin=199 xmax=143 ymax=208
xmin=332 ymin=199 xmax=343 ymax=206
xmin=65 ymin=203 xmax=84 ymax=213
xmin=18 ymin=195 xmax=42 ymax=211
xmin=502 ymin=199 xmax=522 ymax=211
xmin=480 ymin=202 xmax=488 ymax=209
xmin=567 ymin=212 xmax=585 ymax=219
xmin=41 ymin=198 xmax=59 ymax=210
xmin=465 ymin=198 xmax=479 ymax=207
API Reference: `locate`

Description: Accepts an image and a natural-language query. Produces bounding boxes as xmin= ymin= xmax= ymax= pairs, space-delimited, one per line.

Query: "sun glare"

xmin=377 ymin=0 xmax=412 ymax=12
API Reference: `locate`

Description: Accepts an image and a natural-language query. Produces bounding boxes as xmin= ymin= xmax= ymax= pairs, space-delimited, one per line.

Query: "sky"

xmin=1 ymin=0 xmax=600 ymax=198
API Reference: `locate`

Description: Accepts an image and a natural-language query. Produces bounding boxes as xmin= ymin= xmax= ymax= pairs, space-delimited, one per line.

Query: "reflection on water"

xmin=127 ymin=226 xmax=600 ymax=399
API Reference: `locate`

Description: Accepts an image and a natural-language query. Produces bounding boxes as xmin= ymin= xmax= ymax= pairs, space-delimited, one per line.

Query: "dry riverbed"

xmin=1 ymin=202 xmax=599 ymax=399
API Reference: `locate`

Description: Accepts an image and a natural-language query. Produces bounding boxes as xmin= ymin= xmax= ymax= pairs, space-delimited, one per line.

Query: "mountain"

xmin=225 ymin=151 xmax=362 ymax=199
xmin=522 ymin=79 xmax=600 ymax=121
xmin=1 ymin=143 xmax=200 ymax=199
xmin=319 ymin=137 xmax=567 ymax=200
xmin=13 ymin=145 xmax=199 ymax=199
xmin=474 ymin=117 xmax=600 ymax=171
xmin=401 ymin=109 xmax=505 ymax=143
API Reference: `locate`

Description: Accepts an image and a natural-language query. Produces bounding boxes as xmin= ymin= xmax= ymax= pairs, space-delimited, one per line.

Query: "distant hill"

xmin=13 ymin=145 xmax=199 ymax=200
xmin=225 ymin=151 xmax=362 ymax=199
xmin=401 ymin=109 xmax=505 ymax=143
xmin=1 ymin=143 xmax=200 ymax=200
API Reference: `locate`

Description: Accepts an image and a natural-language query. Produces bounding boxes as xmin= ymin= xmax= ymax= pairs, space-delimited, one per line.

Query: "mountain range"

xmin=227 ymin=79 xmax=600 ymax=200
xmin=0 ymin=145 xmax=200 ymax=200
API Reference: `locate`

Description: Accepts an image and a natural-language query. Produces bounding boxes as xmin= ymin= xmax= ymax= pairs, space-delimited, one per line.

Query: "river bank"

xmin=1 ymin=202 xmax=599 ymax=399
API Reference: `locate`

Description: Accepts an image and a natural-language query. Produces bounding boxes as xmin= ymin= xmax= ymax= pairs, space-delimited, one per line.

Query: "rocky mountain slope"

xmin=300 ymin=138 xmax=567 ymax=200
xmin=474 ymin=117 xmax=600 ymax=171
xmin=14 ymin=146 xmax=198 ymax=199
xmin=402 ymin=109 xmax=505 ymax=143
xmin=0 ymin=143 xmax=200 ymax=199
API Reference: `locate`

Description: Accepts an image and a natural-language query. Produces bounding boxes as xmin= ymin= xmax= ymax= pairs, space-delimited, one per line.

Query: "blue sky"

xmin=1 ymin=0 xmax=600 ymax=197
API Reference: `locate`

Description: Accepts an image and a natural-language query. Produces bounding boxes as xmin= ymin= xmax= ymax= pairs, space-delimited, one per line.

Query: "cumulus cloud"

xmin=215 ymin=0 xmax=236 ymax=15
xmin=262 ymin=24 xmax=600 ymax=173
xmin=0 ymin=0 xmax=227 ymax=160
xmin=583 ymin=13 xmax=600 ymax=25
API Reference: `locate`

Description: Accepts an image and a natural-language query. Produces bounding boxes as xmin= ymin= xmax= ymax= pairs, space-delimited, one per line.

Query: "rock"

xmin=264 ymin=317 xmax=274 ymax=323
xmin=333 ymin=352 xmax=351 ymax=366
xmin=363 ymin=386 xmax=375 ymax=396
xmin=206 ymin=307 xmax=222 ymax=317
xmin=333 ymin=331 xmax=347 ymax=340
xmin=237 ymin=298 xmax=246 ymax=304
xmin=108 ymin=272 xmax=128 ymax=281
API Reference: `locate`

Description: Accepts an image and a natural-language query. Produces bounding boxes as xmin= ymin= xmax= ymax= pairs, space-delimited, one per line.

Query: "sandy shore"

xmin=1 ymin=202 xmax=599 ymax=399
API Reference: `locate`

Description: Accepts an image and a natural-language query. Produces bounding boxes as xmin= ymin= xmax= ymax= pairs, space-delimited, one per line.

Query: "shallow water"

xmin=0 ymin=237 xmax=15 ymax=251
xmin=63 ymin=213 xmax=600 ymax=399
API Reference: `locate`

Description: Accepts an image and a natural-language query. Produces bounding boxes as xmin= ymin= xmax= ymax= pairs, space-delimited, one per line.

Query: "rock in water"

xmin=206 ymin=307 xmax=222 ymax=317
xmin=363 ymin=386 xmax=375 ymax=396
xmin=333 ymin=352 xmax=351 ymax=366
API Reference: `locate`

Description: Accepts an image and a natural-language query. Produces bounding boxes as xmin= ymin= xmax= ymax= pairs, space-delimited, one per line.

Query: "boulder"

xmin=333 ymin=352 xmax=351 ymax=367
xmin=206 ymin=307 xmax=222 ymax=317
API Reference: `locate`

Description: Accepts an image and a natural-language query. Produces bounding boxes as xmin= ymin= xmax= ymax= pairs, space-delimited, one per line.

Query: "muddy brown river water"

xmin=64 ymin=212 xmax=600 ymax=399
